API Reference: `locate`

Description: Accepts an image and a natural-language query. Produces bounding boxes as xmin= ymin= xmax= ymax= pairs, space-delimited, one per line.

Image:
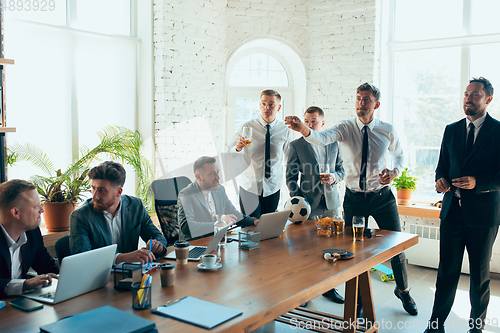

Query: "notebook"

xmin=40 ymin=305 xmax=156 ymax=333
xmin=24 ymin=244 xmax=117 ymax=304
xmin=165 ymin=225 xmax=229 ymax=261
xmin=151 ymin=296 xmax=242 ymax=329
xmin=254 ymin=210 xmax=291 ymax=240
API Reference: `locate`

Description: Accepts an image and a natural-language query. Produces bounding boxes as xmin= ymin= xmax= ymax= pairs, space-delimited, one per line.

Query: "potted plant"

xmin=8 ymin=126 xmax=154 ymax=231
xmin=392 ymin=167 xmax=418 ymax=205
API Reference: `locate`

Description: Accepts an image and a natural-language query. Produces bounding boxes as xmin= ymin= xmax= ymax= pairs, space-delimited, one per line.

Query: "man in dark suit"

xmin=425 ymin=77 xmax=500 ymax=333
xmin=0 ymin=179 xmax=59 ymax=297
xmin=69 ymin=161 xmax=167 ymax=264
xmin=178 ymin=156 xmax=257 ymax=241
xmin=286 ymin=106 xmax=345 ymax=306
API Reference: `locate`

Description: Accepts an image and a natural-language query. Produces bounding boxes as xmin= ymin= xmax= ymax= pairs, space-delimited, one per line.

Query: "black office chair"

xmin=55 ymin=235 xmax=72 ymax=265
xmin=151 ymin=176 xmax=191 ymax=246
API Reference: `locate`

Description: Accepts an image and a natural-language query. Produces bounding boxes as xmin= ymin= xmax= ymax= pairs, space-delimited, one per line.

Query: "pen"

xmin=148 ymin=237 xmax=152 ymax=269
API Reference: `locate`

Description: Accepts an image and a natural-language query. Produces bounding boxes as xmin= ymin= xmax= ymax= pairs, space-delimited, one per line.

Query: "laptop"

xmin=24 ymin=244 xmax=117 ymax=304
xmin=254 ymin=210 xmax=291 ymax=241
xmin=165 ymin=225 xmax=230 ymax=261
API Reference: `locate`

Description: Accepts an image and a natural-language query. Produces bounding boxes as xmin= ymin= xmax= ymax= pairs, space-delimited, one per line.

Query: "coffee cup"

xmin=160 ymin=263 xmax=175 ymax=287
xmin=174 ymin=240 xmax=190 ymax=265
xmin=201 ymin=254 xmax=221 ymax=269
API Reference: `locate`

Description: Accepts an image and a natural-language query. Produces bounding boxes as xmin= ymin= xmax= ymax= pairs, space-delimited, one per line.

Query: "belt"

xmin=346 ymin=186 xmax=390 ymax=198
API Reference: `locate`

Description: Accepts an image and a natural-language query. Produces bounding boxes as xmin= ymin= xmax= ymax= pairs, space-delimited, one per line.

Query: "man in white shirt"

xmin=0 ymin=179 xmax=59 ymax=297
xmin=69 ymin=161 xmax=167 ymax=264
xmin=285 ymin=83 xmax=417 ymax=317
xmin=227 ymin=89 xmax=292 ymax=218
xmin=177 ymin=156 xmax=257 ymax=241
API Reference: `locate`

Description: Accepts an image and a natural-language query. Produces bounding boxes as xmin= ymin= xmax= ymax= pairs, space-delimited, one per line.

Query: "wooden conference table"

xmin=0 ymin=220 xmax=418 ymax=333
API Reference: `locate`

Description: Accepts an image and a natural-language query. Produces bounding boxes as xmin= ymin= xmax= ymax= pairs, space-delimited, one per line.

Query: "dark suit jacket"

xmin=0 ymin=226 xmax=59 ymax=297
xmin=286 ymin=137 xmax=345 ymax=210
xmin=436 ymin=114 xmax=500 ymax=227
xmin=177 ymin=182 xmax=256 ymax=241
xmin=69 ymin=195 xmax=167 ymax=258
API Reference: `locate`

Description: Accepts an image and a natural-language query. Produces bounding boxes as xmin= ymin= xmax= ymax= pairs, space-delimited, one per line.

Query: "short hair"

xmin=469 ymin=77 xmax=494 ymax=97
xmin=356 ymin=83 xmax=381 ymax=101
xmin=261 ymin=89 xmax=281 ymax=103
xmin=88 ymin=161 xmax=126 ymax=187
xmin=0 ymin=179 xmax=36 ymax=211
xmin=305 ymin=106 xmax=324 ymax=118
xmin=193 ymin=156 xmax=216 ymax=174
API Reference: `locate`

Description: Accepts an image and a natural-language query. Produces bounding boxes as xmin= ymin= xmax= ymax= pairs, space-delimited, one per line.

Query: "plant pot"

xmin=42 ymin=202 xmax=75 ymax=232
xmin=397 ymin=188 xmax=412 ymax=205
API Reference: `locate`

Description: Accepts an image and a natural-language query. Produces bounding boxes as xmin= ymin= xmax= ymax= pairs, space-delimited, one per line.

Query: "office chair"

xmin=55 ymin=235 xmax=72 ymax=265
xmin=151 ymin=176 xmax=191 ymax=246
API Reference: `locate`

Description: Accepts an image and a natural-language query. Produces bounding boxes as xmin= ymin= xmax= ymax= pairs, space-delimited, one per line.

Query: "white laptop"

xmin=165 ymin=225 xmax=230 ymax=261
xmin=254 ymin=210 xmax=291 ymax=241
xmin=24 ymin=244 xmax=117 ymax=304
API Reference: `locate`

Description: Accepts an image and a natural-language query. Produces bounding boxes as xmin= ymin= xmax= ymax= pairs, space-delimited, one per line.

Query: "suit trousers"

xmin=239 ymin=187 xmax=280 ymax=219
xmin=430 ymin=196 xmax=499 ymax=330
xmin=343 ymin=187 xmax=408 ymax=291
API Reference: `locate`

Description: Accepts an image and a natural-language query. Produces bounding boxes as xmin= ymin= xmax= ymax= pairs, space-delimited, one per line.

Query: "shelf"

xmin=0 ymin=58 xmax=14 ymax=65
xmin=398 ymin=201 xmax=441 ymax=220
xmin=0 ymin=127 xmax=16 ymax=133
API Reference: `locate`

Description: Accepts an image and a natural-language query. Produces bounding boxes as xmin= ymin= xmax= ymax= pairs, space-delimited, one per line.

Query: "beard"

xmin=93 ymin=199 xmax=115 ymax=212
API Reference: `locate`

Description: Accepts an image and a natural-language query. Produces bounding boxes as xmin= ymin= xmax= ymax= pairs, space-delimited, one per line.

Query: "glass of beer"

xmin=242 ymin=127 xmax=252 ymax=146
xmin=352 ymin=216 xmax=365 ymax=242
xmin=332 ymin=214 xmax=344 ymax=234
xmin=319 ymin=164 xmax=330 ymax=184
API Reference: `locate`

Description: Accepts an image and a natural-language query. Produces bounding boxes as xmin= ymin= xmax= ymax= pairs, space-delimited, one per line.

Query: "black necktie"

xmin=465 ymin=123 xmax=475 ymax=157
xmin=359 ymin=126 xmax=368 ymax=191
xmin=265 ymin=124 xmax=271 ymax=179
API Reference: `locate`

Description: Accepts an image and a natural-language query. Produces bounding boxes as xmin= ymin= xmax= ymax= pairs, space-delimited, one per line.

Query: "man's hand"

xmin=223 ymin=214 xmax=237 ymax=226
xmin=452 ymin=176 xmax=476 ymax=190
xmin=285 ymin=116 xmax=310 ymax=137
xmin=320 ymin=173 xmax=335 ymax=186
xmin=145 ymin=239 xmax=164 ymax=254
xmin=253 ymin=219 xmax=259 ymax=226
xmin=116 ymin=249 xmax=155 ymax=265
xmin=435 ymin=178 xmax=451 ymax=193
xmin=379 ymin=168 xmax=398 ymax=185
xmin=235 ymin=136 xmax=246 ymax=152
xmin=23 ymin=273 xmax=58 ymax=292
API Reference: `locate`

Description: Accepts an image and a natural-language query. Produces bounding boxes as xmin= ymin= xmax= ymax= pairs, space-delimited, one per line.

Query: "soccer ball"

xmin=284 ymin=196 xmax=311 ymax=224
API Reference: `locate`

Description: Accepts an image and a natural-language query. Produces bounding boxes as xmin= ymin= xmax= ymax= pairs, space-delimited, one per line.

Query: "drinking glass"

xmin=332 ymin=213 xmax=344 ymax=234
xmin=319 ymin=164 xmax=330 ymax=184
xmin=352 ymin=216 xmax=365 ymax=242
xmin=242 ymin=127 xmax=252 ymax=146
xmin=214 ymin=214 xmax=227 ymax=248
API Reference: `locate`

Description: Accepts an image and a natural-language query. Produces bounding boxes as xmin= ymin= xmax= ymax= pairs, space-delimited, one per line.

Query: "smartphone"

xmin=9 ymin=298 xmax=44 ymax=312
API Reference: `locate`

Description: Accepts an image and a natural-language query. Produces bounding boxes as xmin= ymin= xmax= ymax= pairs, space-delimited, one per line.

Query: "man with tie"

xmin=285 ymin=83 xmax=417 ymax=316
xmin=177 ymin=156 xmax=257 ymax=241
xmin=424 ymin=77 xmax=500 ymax=333
xmin=227 ymin=89 xmax=292 ymax=218
xmin=286 ymin=106 xmax=345 ymax=306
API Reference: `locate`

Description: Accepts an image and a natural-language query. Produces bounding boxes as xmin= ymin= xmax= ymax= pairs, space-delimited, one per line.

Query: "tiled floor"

xmin=253 ymin=263 xmax=500 ymax=333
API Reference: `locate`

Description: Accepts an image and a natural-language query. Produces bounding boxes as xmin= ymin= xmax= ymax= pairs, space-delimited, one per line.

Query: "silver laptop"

xmin=254 ymin=210 xmax=291 ymax=241
xmin=24 ymin=244 xmax=117 ymax=304
xmin=165 ymin=225 xmax=230 ymax=261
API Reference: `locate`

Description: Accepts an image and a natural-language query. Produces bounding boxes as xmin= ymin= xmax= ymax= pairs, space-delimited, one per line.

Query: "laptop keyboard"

xmin=39 ymin=292 xmax=55 ymax=299
xmin=188 ymin=246 xmax=206 ymax=259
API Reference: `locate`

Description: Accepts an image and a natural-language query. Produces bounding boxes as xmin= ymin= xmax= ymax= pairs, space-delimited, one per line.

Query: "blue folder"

xmin=151 ymin=296 xmax=243 ymax=329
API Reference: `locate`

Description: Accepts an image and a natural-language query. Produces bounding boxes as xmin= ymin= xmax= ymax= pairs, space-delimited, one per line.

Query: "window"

xmin=387 ymin=0 xmax=500 ymax=202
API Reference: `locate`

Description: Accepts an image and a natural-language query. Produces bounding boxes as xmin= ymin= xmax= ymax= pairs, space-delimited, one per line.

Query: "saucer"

xmin=197 ymin=263 xmax=222 ymax=271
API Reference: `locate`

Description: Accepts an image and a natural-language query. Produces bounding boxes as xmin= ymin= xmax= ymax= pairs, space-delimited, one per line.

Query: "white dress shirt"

xmin=202 ymin=190 xmax=216 ymax=218
xmin=305 ymin=117 xmax=404 ymax=192
xmin=1 ymin=223 xmax=27 ymax=295
xmin=227 ymin=117 xmax=292 ymax=196
xmin=466 ymin=112 xmax=487 ymax=144
xmin=103 ymin=199 xmax=122 ymax=264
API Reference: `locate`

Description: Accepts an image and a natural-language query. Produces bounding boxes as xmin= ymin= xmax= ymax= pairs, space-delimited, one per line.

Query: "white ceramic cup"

xmin=201 ymin=254 xmax=221 ymax=268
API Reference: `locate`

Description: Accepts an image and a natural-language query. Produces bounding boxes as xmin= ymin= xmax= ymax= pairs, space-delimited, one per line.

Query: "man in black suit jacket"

xmin=425 ymin=77 xmax=500 ymax=333
xmin=0 ymin=180 xmax=59 ymax=297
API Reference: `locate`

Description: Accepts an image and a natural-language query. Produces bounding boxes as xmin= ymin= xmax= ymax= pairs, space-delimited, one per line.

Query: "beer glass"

xmin=242 ymin=127 xmax=252 ymax=146
xmin=332 ymin=213 xmax=344 ymax=234
xmin=319 ymin=164 xmax=330 ymax=184
xmin=352 ymin=216 xmax=365 ymax=242
xmin=214 ymin=214 xmax=227 ymax=248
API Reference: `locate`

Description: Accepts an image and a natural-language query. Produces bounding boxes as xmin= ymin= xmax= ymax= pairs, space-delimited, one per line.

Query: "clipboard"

xmin=151 ymin=296 xmax=242 ymax=329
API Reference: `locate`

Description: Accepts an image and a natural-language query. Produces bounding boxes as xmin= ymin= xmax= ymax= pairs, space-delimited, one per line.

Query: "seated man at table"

xmin=178 ymin=156 xmax=258 ymax=241
xmin=0 ymin=179 xmax=59 ymax=297
xmin=69 ymin=161 xmax=167 ymax=264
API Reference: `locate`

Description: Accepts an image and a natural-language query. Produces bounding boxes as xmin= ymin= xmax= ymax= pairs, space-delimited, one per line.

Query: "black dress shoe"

xmin=300 ymin=302 xmax=308 ymax=308
xmin=394 ymin=288 xmax=418 ymax=315
xmin=467 ymin=329 xmax=482 ymax=333
xmin=322 ymin=288 xmax=345 ymax=304
xmin=423 ymin=328 xmax=444 ymax=333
